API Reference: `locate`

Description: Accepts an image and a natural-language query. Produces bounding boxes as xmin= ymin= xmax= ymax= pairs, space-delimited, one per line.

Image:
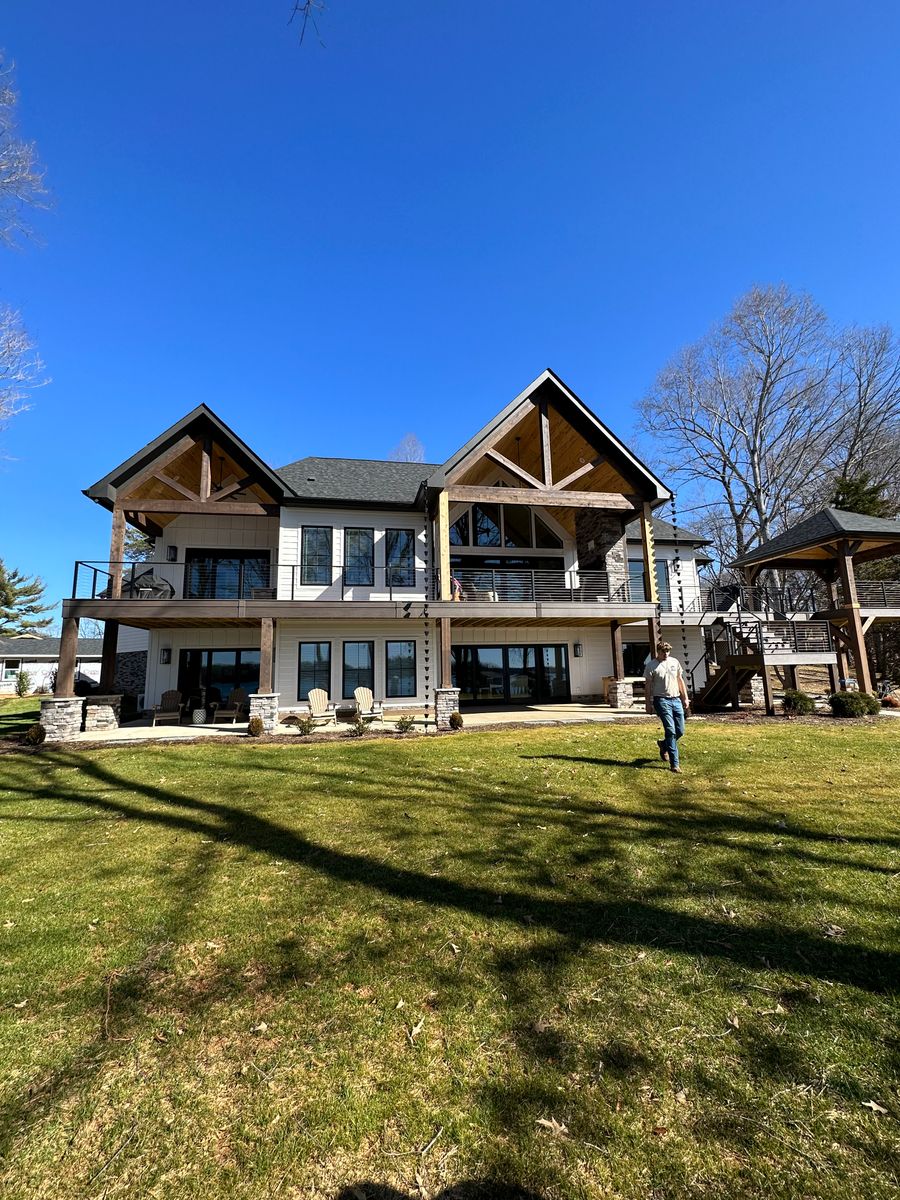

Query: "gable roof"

xmin=84 ymin=403 xmax=290 ymax=508
xmin=0 ymin=636 xmax=103 ymax=658
xmin=277 ymin=457 xmax=440 ymax=508
xmin=730 ymin=507 xmax=900 ymax=569
xmin=433 ymin=369 xmax=672 ymax=502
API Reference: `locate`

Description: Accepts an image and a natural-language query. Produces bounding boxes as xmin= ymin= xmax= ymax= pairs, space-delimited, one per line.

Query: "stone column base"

xmin=40 ymin=697 xmax=84 ymax=742
xmin=739 ymin=675 xmax=765 ymax=706
xmin=249 ymin=693 xmax=279 ymax=733
xmin=607 ymin=680 xmax=634 ymax=709
xmin=83 ymin=694 xmax=122 ymax=733
xmin=435 ymin=687 xmax=461 ymax=730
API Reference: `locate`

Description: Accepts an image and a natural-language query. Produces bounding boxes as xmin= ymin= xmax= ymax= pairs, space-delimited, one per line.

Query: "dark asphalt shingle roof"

xmin=730 ymin=507 xmax=900 ymax=567
xmin=625 ymin=516 xmax=710 ymax=546
xmin=0 ymin=636 xmax=103 ymax=657
xmin=276 ymin=457 xmax=440 ymax=507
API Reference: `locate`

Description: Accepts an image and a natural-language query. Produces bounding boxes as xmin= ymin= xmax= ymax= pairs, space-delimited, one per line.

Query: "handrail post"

xmin=72 ymin=561 xmax=80 ymax=599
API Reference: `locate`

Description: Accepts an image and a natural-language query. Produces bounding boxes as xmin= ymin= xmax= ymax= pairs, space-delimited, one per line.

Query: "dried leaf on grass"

xmin=536 ymin=1116 xmax=568 ymax=1137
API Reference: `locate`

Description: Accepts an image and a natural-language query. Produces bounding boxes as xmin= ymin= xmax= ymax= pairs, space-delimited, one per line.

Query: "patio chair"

xmin=307 ymin=688 xmax=337 ymax=728
xmin=354 ymin=686 xmax=385 ymax=723
xmin=152 ymin=690 xmax=184 ymax=726
xmin=210 ymin=687 xmax=250 ymax=724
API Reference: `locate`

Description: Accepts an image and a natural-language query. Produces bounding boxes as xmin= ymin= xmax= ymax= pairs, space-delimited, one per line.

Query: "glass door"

xmin=451 ymin=644 xmax=570 ymax=705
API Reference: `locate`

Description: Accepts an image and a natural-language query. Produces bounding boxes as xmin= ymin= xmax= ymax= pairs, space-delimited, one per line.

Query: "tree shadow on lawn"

xmin=1 ymin=746 xmax=898 ymax=1192
xmin=335 ymin=1184 xmax=548 ymax=1199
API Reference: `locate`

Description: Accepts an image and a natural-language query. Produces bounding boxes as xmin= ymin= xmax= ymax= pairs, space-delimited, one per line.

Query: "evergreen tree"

xmin=0 ymin=559 xmax=53 ymax=635
xmin=830 ymin=472 xmax=896 ymax=518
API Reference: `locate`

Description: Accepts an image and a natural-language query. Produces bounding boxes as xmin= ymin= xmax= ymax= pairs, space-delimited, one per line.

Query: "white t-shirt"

xmin=644 ymin=655 xmax=684 ymax=699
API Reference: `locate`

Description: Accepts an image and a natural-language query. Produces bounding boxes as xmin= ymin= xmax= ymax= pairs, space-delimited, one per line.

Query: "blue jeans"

xmin=653 ymin=697 xmax=685 ymax=768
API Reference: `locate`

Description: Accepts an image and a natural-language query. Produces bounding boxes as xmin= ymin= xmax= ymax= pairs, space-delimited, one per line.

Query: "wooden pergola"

xmin=731 ymin=507 xmax=900 ymax=695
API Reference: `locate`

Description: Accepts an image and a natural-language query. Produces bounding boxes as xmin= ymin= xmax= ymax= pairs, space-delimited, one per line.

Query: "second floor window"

xmin=386 ymin=528 xmax=416 ymax=587
xmin=301 ymin=527 xmax=332 ymax=586
xmin=344 ymin=528 xmax=374 ymax=586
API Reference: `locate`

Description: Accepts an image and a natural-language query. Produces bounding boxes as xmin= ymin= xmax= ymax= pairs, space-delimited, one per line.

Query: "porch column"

xmin=609 ymin=620 xmax=625 ymax=679
xmin=435 ymin=491 xmax=452 ymax=600
xmin=760 ymin=666 xmax=775 ymax=716
xmin=639 ymin=502 xmax=659 ymax=649
xmin=55 ymin=616 xmax=80 ymax=697
xmin=109 ymin=507 xmax=125 ymax=599
xmin=438 ymin=617 xmax=453 ymax=687
xmin=837 ymin=540 xmax=873 ymax=693
xmin=99 ymin=619 xmax=119 ymax=691
xmin=259 ymin=617 xmax=274 ymax=692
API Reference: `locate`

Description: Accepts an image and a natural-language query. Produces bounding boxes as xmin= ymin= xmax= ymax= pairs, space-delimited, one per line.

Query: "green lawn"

xmin=0 ymin=694 xmax=42 ymax=739
xmin=0 ymin=723 xmax=897 ymax=1199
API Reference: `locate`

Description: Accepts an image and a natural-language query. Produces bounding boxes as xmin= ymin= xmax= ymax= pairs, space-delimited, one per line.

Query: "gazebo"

xmin=730 ymin=507 xmax=900 ymax=694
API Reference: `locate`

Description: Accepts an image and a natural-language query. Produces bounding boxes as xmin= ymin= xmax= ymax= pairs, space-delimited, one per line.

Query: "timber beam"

xmin=445 ymin=485 xmax=638 ymax=510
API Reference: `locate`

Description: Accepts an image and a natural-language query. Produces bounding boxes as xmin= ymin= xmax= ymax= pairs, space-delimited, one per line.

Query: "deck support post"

xmin=760 ymin=666 xmax=775 ymax=716
xmin=728 ymin=668 xmax=741 ymax=711
xmin=438 ymin=617 xmax=452 ymax=688
xmin=838 ymin=540 xmax=873 ymax=693
xmin=610 ymin=620 xmax=625 ymax=679
xmin=55 ymin=616 xmax=81 ymax=697
xmin=109 ymin=507 xmax=125 ymax=599
xmin=259 ymin=617 xmax=274 ymax=693
xmin=435 ymin=491 xmax=452 ymax=601
xmin=99 ymin=619 xmax=119 ymax=691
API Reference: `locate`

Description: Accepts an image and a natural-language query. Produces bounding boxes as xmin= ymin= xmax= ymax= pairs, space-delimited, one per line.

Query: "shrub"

xmin=828 ymin=691 xmax=881 ymax=718
xmin=292 ymin=714 xmax=316 ymax=736
xmin=15 ymin=670 xmax=32 ymax=698
xmin=34 ymin=683 xmax=49 ymax=695
xmin=346 ymin=715 xmax=368 ymax=738
xmin=782 ymin=688 xmax=815 ymax=716
xmin=394 ymin=713 xmax=417 ymax=734
xmin=448 ymin=710 xmax=464 ymax=731
xmin=882 ymin=691 xmax=900 ymax=709
xmin=247 ymin=714 xmax=264 ymax=737
xmin=22 ymin=722 xmax=46 ymax=746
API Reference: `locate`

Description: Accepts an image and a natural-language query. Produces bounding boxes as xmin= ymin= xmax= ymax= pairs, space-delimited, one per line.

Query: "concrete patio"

xmin=64 ymin=702 xmax=652 ymax=744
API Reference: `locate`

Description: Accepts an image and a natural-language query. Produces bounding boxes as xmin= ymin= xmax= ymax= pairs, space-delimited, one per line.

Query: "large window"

xmin=449 ymin=504 xmax=563 ymax=551
xmin=344 ymin=528 xmax=374 ymax=586
xmin=627 ymin=559 xmax=671 ymax=605
xmin=386 ymin=528 xmax=416 ymax=587
xmin=177 ymin=648 xmax=261 ymax=708
xmin=184 ymin=550 xmax=270 ymax=599
xmin=343 ymin=641 xmax=374 ymax=698
xmin=297 ymin=642 xmax=331 ymax=700
xmin=301 ymin=526 xmax=333 ymax=586
xmin=386 ymin=640 xmax=416 ymax=697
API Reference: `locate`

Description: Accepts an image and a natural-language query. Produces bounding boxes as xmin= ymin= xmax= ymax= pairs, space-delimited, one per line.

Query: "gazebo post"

xmin=837 ymin=539 xmax=873 ymax=694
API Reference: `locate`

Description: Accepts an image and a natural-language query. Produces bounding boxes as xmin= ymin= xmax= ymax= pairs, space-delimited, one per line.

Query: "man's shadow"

xmin=523 ymin=752 xmax=663 ymax=770
xmin=335 ymin=1183 xmax=547 ymax=1199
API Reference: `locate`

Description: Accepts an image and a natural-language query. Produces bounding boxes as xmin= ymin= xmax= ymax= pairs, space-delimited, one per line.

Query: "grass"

xmin=0 ymin=721 xmax=897 ymax=1199
xmin=0 ymin=694 xmax=42 ymax=739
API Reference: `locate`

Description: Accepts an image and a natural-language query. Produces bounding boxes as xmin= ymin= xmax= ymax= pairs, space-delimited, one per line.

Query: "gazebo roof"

xmin=730 ymin=507 xmax=900 ymax=571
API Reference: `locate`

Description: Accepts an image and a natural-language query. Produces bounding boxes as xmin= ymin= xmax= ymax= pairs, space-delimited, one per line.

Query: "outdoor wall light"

xmin=166 ymin=545 xmax=178 ymax=562
xmin=159 ymin=647 xmax=172 ymax=665
xmin=573 ymin=642 xmax=584 ymax=658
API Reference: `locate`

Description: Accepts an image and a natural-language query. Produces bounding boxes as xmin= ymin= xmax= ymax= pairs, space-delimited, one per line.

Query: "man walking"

xmin=644 ymin=640 xmax=690 ymax=773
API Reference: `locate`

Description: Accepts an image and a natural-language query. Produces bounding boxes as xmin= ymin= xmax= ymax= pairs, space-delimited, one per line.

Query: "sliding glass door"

xmin=451 ymin=644 xmax=570 ymax=705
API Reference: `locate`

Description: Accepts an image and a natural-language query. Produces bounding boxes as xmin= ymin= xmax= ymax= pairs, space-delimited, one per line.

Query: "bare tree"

xmin=387 ymin=433 xmax=426 ymax=463
xmin=0 ymin=306 xmax=44 ymax=434
xmin=0 ymin=57 xmax=48 ymax=440
xmin=289 ymin=1 xmax=327 ymax=45
xmin=641 ymin=285 xmax=840 ymax=569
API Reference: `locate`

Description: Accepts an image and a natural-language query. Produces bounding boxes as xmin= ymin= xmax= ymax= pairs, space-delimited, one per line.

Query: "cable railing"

xmin=449 ymin=568 xmax=631 ymax=603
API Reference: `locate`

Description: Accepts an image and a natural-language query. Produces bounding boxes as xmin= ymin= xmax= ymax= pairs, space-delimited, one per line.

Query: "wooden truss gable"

xmin=441 ymin=369 xmax=669 ymax=514
xmin=84 ymin=405 xmax=286 ymax=536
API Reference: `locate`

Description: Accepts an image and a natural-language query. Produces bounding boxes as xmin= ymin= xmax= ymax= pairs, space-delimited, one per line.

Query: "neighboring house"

xmin=0 ymin=635 xmax=102 ymax=694
xmin=52 ymin=369 xmax=726 ymax=730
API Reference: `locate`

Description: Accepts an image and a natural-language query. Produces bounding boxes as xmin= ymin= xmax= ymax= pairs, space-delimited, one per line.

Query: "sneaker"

xmin=670 ymin=765 xmax=682 ymax=773
xmin=657 ymin=739 xmax=668 ymax=762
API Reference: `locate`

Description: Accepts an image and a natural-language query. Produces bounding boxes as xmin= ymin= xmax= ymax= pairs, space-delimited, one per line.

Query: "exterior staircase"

xmin=691 ymin=615 xmax=836 ymax=712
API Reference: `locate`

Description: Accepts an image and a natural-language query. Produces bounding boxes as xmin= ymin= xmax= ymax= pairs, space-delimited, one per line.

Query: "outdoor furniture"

xmin=211 ymin=686 xmax=250 ymax=724
xmin=354 ymin=686 xmax=385 ymax=723
xmin=307 ymin=688 xmax=337 ymax=727
xmin=152 ymin=690 xmax=184 ymax=726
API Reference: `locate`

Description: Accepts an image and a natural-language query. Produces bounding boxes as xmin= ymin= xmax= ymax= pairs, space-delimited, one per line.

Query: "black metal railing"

xmin=449 ymin=568 xmax=631 ymax=603
xmin=723 ymin=619 xmax=833 ymax=656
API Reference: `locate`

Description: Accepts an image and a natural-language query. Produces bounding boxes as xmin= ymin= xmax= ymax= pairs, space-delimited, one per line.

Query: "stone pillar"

xmin=40 ymin=696 xmax=84 ymax=742
xmin=83 ymin=695 xmax=122 ymax=734
xmin=435 ymin=686 xmax=461 ymax=730
xmin=249 ymin=693 xmax=279 ymax=733
xmin=739 ymin=674 xmax=765 ymax=706
xmin=607 ymin=680 xmax=634 ymax=709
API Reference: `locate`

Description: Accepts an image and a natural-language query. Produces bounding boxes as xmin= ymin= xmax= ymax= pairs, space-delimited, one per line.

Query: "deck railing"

xmin=450 ymin=568 xmax=630 ymax=603
xmin=724 ymin=619 xmax=833 ymax=656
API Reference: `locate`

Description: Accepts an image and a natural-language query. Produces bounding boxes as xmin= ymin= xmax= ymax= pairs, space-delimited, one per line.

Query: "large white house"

xmin=47 ymin=370 xmax=724 ymax=736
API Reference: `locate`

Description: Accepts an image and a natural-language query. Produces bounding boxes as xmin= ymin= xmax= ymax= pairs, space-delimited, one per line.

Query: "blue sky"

xmin=3 ymin=1 xmax=900 ymax=616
